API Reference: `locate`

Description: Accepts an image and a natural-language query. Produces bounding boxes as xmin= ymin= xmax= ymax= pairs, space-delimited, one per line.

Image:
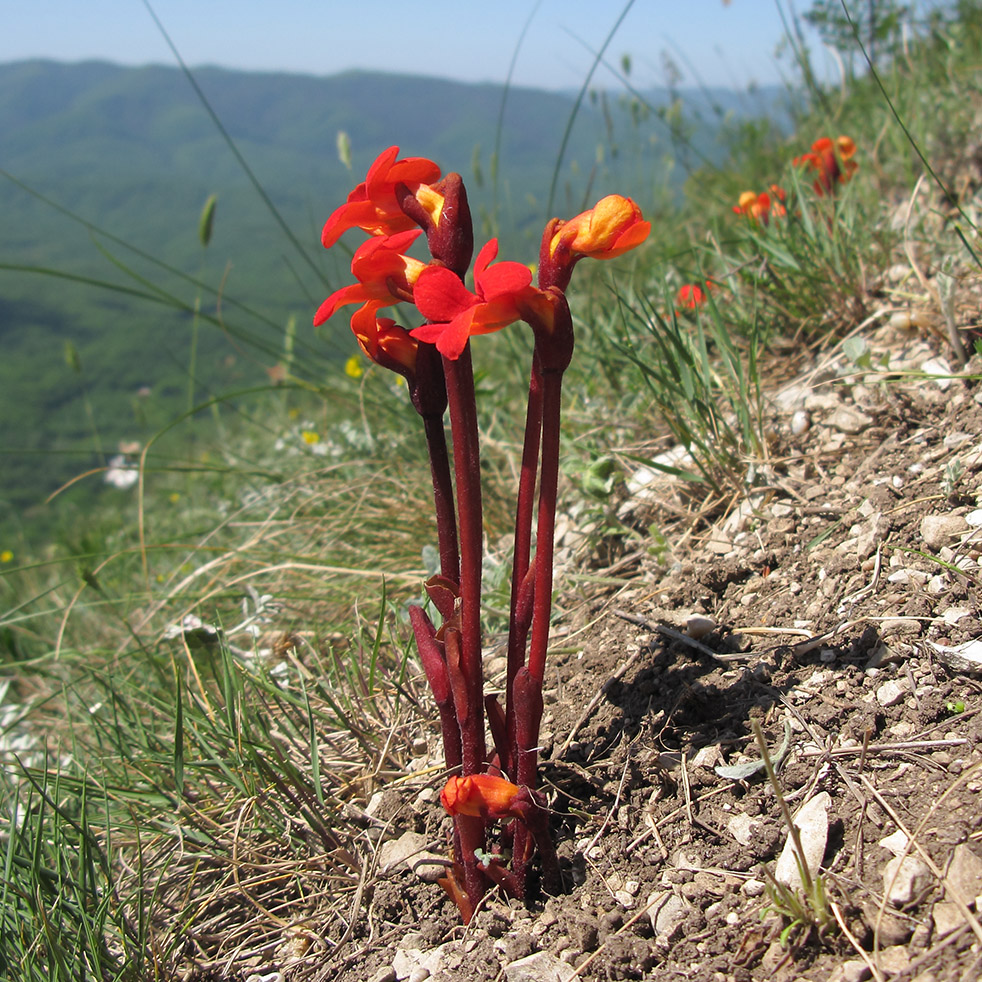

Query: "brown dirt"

xmin=287 ymin=318 xmax=982 ymax=982
xmin=204 ymin=318 xmax=982 ymax=982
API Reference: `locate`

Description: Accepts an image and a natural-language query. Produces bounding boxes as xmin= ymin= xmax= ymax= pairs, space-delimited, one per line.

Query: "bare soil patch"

xmin=218 ymin=324 xmax=982 ymax=982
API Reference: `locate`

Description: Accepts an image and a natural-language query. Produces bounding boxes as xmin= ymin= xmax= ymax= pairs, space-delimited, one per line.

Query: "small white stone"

xmin=686 ymin=615 xmax=716 ymax=639
xmin=876 ymin=679 xmax=909 ymax=708
xmin=879 ymin=829 xmax=909 ymax=857
xmin=775 ymin=792 xmax=831 ymax=890
xmin=882 ymin=855 xmax=931 ymax=906
xmin=790 ymin=409 xmax=810 ymax=435
xmin=504 ymin=951 xmax=577 ymax=982
xmin=920 ymin=514 xmax=969 ymax=550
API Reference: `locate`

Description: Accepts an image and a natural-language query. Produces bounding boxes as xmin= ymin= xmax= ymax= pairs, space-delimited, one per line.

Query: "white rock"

xmin=775 ymin=792 xmax=831 ymax=890
xmin=943 ymin=608 xmax=974 ymax=627
xmin=929 ymin=638 xmax=982 ymax=675
xmin=945 ymin=843 xmax=982 ymax=906
xmin=379 ymin=831 xmax=447 ymax=883
xmin=647 ymin=890 xmax=688 ymax=939
xmin=876 ymin=678 xmax=909 ymax=708
xmin=504 ymin=951 xmax=577 ymax=982
xmin=727 ymin=812 xmax=758 ymax=847
xmin=742 ymin=878 xmax=766 ymax=898
xmin=879 ymin=829 xmax=910 ymax=857
xmin=827 ymin=405 xmax=874 ymax=434
xmin=922 ymin=357 xmax=953 ymax=388
xmin=920 ymin=514 xmax=969 ymax=550
xmin=932 ymin=900 xmax=965 ymax=938
xmin=882 ymin=854 xmax=931 ymax=906
xmin=790 ymin=409 xmax=810 ymax=435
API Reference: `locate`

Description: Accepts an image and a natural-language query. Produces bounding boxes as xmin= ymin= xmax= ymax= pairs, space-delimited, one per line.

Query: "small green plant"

xmin=753 ymin=720 xmax=835 ymax=946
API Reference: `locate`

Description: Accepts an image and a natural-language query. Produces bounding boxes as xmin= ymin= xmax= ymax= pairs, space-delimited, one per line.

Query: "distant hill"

xmin=0 ymin=59 xmax=786 ymax=530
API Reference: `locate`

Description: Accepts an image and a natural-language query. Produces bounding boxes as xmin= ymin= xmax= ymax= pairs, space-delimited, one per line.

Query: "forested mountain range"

xmin=0 ymin=59 xmax=782 ymax=527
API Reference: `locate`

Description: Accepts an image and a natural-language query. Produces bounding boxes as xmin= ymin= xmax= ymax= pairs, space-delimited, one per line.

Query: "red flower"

xmin=733 ymin=186 xmax=786 ymax=225
xmin=676 ymin=284 xmax=708 ymax=309
xmin=411 ymin=239 xmax=535 ymax=359
xmin=354 ymin=316 xmax=418 ymax=378
xmin=793 ymin=136 xmax=857 ymax=196
xmin=441 ymin=774 xmax=522 ymax=820
xmin=321 ymin=145 xmax=442 ymax=247
xmin=313 ymin=229 xmax=428 ymax=338
xmin=546 ymin=194 xmax=651 ymax=262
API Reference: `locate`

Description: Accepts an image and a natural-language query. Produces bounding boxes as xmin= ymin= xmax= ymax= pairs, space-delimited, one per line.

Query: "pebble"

xmin=945 ymin=842 xmax=982 ymax=906
xmin=686 ymin=615 xmax=716 ymax=639
xmin=790 ymin=409 xmax=810 ymax=435
xmin=922 ymin=357 xmax=953 ymax=388
xmin=727 ymin=812 xmax=757 ymax=847
xmin=920 ymin=513 xmax=969 ymax=550
xmin=742 ymin=878 xmax=766 ymax=898
xmin=882 ymin=854 xmax=932 ymax=906
xmin=931 ymin=900 xmax=964 ymax=938
xmin=504 ymin=951 xmax=577 ymax=982
xmin=831 ymin=961 xmax=870 ymax=982
xmin=879 ymin=829 xmax=909 ymax=857
xmin=876 ymin=678 xmax=909 ymax=708
xmin=646 ymin=891 xmax=688 ymax=940
xmin=878 ymin=946 xmax=910 ymax=975
xmin=775 ymin=792 xmax=830 ymax=890
xmin=828 ymin=405 xmax=874 ymax=434
xmin=378 ymin=831 xmax=447 ymax=883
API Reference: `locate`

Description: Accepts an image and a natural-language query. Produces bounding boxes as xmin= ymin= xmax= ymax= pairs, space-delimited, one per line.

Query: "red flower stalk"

xmin=315 ymin=156 xmax=649 ymax=921
xmin=411 ymin=239 xmax=537 ymax=359
xmin=793 ymin=136 xmax=857 ymax=196
xmin=733 ymin=186 xmax=786 ymax=225
xmin=321 ymin=145 xmax=442 ymax=246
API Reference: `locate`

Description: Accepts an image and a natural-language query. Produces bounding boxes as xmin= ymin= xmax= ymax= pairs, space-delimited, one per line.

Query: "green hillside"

xmin=0 ymin=59 xmax=781 ymax=533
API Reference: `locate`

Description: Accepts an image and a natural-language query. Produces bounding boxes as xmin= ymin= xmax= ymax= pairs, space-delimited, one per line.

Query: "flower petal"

xmin=414 ymin=266 xmax=478 ymax=322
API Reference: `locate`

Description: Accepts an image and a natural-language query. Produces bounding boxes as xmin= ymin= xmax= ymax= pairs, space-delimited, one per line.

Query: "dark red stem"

xmin=525 ymin=369 xmax=564 ymax=688
xmin=504 ymin=359 xmax=544 ymax=778
xmin=442 ymin=345 xmax=486 ymax=776
xmin=422 ymin=413 xmax=460 ymax=585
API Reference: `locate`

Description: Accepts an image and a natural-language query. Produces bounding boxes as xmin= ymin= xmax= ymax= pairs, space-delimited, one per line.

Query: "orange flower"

xmin=313 ymin=229 xmax=428 ymax=338
xmin=441 ymin=774 xmax=522 ymax=819
xmin=355 ymin=316 xmax=418 ymax=378
xmin=547 ymin=194 xmax=651 ymax=261
xmin=411 ymin=239 xmax=536 ymax=359
xmin=733 ymin=186 xmax=786 ymax=225
xmin=321 ymin=145 xmax=442 ymax=247
xmin=793 ymin=136 xmax=857 ymax=196
xmin=676 ymin=283 xmax=708 ymax=309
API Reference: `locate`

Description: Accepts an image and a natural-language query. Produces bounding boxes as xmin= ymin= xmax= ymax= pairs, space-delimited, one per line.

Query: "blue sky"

xmin=1 ymin=1 xmax=821 ymax=91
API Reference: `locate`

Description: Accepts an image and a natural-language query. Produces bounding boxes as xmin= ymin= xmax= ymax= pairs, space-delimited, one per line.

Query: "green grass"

xmin=2 ymin=2 xmax=982 ymax=976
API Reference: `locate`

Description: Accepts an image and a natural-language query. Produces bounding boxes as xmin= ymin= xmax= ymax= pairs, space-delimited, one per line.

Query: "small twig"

xmin=800 ymin=737 xmax=969 ymax=758
xmin=680 ymin=750 xmax=694 ymax=827
xmin=831 ymin=901 xmax=886 ymax=982
xmin=613 ymin=608 xmax=749 ymax=662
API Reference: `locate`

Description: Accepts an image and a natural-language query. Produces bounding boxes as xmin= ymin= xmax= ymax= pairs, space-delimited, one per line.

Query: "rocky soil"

xmin=267 ymin=314 xmax=982 ymax=982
